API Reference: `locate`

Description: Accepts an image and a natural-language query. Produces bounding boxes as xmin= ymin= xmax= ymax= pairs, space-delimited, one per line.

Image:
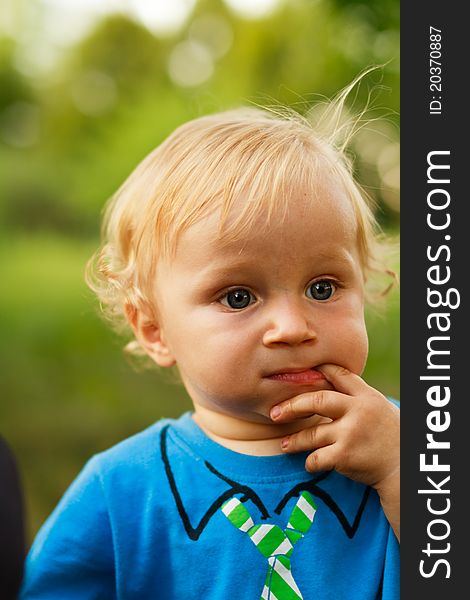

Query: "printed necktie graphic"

xmin=222 ymin=491 xmax=317 ymax=600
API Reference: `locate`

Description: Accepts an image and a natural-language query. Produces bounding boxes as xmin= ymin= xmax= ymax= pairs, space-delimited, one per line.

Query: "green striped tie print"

xmin=221 ymin=491 xmax=317 ymax=599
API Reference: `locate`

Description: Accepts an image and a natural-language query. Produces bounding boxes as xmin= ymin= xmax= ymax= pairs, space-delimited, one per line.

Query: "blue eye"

xmin=222 ymin=289 xmax=254 ymax=309
xmin=307 ymin=280 xmax=335 ymax=301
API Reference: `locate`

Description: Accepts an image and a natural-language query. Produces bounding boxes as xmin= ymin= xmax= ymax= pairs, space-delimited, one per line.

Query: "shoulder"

xmin=88 ymin=417 xmax=176 ymax=483
xmin=96 ymin=418 xmax=169 ymax=462
xmin=35 ymin=417 xmax=180 ymax=531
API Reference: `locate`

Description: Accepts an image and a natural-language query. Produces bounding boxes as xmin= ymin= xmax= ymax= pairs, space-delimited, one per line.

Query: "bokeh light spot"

xmin=168 ymin=41 xmax=214 ymax=88
xmin=70 ymin=70 xmax=118 ymax=117
xmin=188 ymin=14 xmax=234 ymax=59
xmin=223 ymin=0 xmax=282 ymax=20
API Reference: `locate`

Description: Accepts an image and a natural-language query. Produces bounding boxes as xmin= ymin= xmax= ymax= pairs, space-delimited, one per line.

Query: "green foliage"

xmin=0 ymin=0 xmax=399 ymax=236
xmin=0 ymin=39 xmax=35 ymax=110
xmin=0 ymin=235 xmax=192 ymax=540
xmin=72 ymin=15 xmax=167 ymax=90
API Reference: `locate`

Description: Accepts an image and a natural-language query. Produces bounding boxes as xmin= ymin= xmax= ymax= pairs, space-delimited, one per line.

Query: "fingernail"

xmin=270 ymin=406 xmax=281 ymax=419
xmin=281 ymin=437 xmax=289 ymax=450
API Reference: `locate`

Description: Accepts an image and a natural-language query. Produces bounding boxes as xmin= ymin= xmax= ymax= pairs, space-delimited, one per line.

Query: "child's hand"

xmin=270 ymin=363 xmax=400 ymax=539
xmin=270 ymin=363 xmax=399 ymax=492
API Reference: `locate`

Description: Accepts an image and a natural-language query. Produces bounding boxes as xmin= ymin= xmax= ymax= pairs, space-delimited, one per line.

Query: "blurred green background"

xmin=0 ymin=0 xmax=399 ymax=544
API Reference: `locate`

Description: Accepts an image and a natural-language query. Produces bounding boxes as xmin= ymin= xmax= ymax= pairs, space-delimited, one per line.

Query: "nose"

xmin=262 ymin=296 xmax=317 ymax=347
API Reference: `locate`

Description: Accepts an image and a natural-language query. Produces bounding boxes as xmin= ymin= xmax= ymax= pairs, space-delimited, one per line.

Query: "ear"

xmin=124 ymin=302 xmax=176 ymax=368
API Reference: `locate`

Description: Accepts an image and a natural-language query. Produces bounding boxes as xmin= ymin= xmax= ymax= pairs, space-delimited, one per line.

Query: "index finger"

xmin=316 ymin=364 xmax=369 ymax=396
xmin=270 ymin=390 xmax=347 ymax=422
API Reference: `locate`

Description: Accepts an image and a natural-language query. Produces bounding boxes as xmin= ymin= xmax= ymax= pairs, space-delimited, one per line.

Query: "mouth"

xmin=265 ymin=367 xmax=326 ymax=384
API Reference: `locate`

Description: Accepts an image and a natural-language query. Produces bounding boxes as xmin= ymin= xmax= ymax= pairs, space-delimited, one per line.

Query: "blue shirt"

xmin=21 ymin=412 xmax=399 ymax=599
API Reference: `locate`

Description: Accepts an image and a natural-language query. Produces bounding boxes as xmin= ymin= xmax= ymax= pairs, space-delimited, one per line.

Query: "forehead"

xmin=170 ymin=179 xmax=358 ymax=270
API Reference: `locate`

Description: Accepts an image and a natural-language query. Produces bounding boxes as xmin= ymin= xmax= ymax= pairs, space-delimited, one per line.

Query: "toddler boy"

xmin=21 ymin=106 xmax=399 ymax=599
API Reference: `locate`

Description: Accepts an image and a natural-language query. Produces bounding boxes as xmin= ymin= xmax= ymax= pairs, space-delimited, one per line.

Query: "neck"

xmin=192 ymin=405 xmax=328 ymax=456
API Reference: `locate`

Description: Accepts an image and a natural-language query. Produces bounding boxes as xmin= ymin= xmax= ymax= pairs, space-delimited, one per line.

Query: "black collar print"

xmin=160 ymin=425 xmax=370 ymax=541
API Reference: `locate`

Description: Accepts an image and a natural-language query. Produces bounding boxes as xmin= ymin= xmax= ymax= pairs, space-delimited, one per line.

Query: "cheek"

xmin=352 ymin=322 xmax=369 ymax=374
xmin=343 ymin=317 xmax=368 ymax=374
xmin=170 ymin=316 xmax=250 ymax=375
xmin=326 ymin=303 xmax=368 ymax=374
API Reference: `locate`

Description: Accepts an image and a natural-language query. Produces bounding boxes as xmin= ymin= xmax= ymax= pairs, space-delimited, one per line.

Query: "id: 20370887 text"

xmin=429 ymin=26 xmax=443 ymax=115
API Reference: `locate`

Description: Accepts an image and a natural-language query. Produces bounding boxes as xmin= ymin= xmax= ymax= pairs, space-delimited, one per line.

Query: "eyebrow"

xmin=305 ymin=248 xmax=355 ymax=264
xmin=195 ymin=249 xmax=357 ymax=281
xmin=193 ymin=263 xmax=254 ymax=282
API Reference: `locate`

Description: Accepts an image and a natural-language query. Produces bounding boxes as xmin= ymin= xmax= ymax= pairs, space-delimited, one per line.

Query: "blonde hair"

xmin=86 ymin=77 xmax=395 ymax=357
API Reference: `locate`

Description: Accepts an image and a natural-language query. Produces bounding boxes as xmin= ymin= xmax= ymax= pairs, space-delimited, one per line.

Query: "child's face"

xmin=149 ymin=179 xmax=368 ymax=424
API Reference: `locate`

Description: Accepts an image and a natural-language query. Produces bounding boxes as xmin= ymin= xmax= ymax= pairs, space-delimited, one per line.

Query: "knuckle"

xmin=336 ymin=418 xmax=349 ymax=436
xmin=284 ymin=398 xmax=294 ymax=416
xmin=308 ymin=428 xmax=317 ymax=447
xmin=292 ymin=395 xmax=309 ymax=417
xmin=287 ymin=434 xmax=297 ymax=450
xmin=292 ymin=399 xmax=304 ymax=418
xmin=313 ymin=390 xmax=325 ymax=409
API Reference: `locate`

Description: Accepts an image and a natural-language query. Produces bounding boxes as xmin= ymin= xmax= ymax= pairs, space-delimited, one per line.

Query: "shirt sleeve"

xmin=20 ymin=456 xmax=116 ymax=599
xmin=381 ymin=524 xmax=400 ymax=599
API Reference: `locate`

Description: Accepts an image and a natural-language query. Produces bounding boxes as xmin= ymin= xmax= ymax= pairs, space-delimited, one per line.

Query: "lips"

xmin=266 ymin=368 xmax=326 ymax=384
